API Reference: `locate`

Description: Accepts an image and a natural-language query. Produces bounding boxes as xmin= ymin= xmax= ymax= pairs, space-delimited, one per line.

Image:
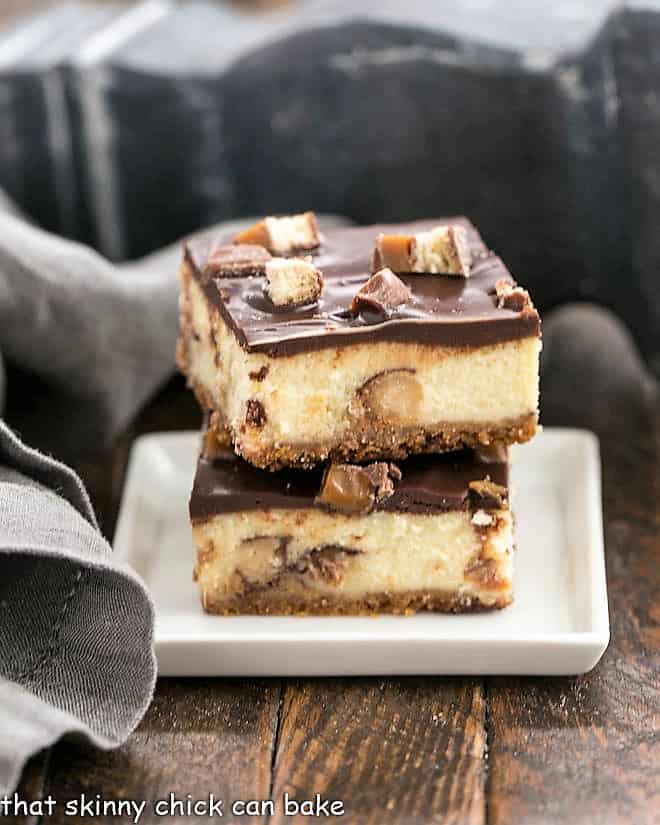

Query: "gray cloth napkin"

xmin=0 ymin=200 xmax=352 ymax=454
xmin=0 ymin=197 xmax=183 ymax=793
xmin=0 ymin=190 xmax=183 ymax=793
xmin=0 ymin=418 xmax=156 ymax=795
xmin=0 ymin=207 xmax=179 ymax=454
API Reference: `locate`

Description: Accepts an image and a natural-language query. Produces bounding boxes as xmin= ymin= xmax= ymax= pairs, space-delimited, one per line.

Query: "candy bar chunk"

xmin=204 ymin=243 xmax=271 ymax=279
xmin=178 ymin=218 xmax=540 ymax=470
xmin=495 ymin=279 xmax=535 ymax=315
xmin=315 ymin=461 xmax=400 ymax=514
xmin=265 ymin=257 xmax=323 ymax=307
xmin=349 ymin=268 xmax=412 ymax=317
xmin=190 ymin=439 xmax=514 ymax=615
xmin=234 ymin=211 xmax=320 ymax=254
xmin=373 ymin=224 xmax=472 ymax=276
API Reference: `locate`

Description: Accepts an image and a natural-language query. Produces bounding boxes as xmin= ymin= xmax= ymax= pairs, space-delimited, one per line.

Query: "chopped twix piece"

xmin=204 ymin=244 xmax=271 ymax=279
xmin=495 ymin=279 xmax=534 ymax=315
xmin=373 ymin=224 xmax=472 ymax=277
xmin=315 ymin=461 xmax=400 ymax=515
xmin=350 ymin=267 xmax=412 ymax=317
xmin=264 ymin=257 xmax=323 ymax=307
xmin=234 ymin=211 xmax=320 ymax=255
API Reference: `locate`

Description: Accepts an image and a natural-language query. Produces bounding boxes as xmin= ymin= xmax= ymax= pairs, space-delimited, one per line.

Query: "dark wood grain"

xmin=42 ymin=679 xmax=282 ymax=825
xmin=487 ymin=385 xmax=660 ymax=822
xmin=270 ymin=678 xmax=486 ymax=825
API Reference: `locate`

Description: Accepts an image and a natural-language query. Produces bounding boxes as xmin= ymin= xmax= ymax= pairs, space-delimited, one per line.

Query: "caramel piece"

xmin=350 ymin=267 xmax=412 ymax=317
xmin=468 ymin=478 xmax=508 ymax=509
xmin=203 ymin=244 xmax=271 ymax=278
xmin=373 ymin=224 xmax=472 ymax=277
xmin=234 ymin=212 xmax=320 ymax=254
xmin=372 ymin=235 xmax=413 ymax=273
xmin=316 ymin=461 xmax=399 ymax=515
xmin=357 ymin=369 xmax=423 ymax=424
xmin=201 ymin=427 xmax=231 ymax=460
xmin=316 ymin=464 xmax=374 ymax=514
xmin=232 ymin=223 xmax=270 ymax=248
xmin=265 ymin=257 xmax=323 ymax=306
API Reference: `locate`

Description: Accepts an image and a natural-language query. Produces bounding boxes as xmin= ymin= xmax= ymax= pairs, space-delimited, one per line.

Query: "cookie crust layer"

xmin=200 ymin=588 xmax=512 ymax=616
xmin=190 ymin=402 xmax=535 ymax=472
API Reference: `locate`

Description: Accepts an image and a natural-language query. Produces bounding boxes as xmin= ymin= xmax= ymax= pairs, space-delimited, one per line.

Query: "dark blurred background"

xmin=3 ymin=0 xmax=660 ymax=376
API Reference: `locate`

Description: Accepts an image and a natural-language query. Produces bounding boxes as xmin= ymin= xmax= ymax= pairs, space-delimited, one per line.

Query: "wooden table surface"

xmin=1 ymin=3 xmax=658 ymax=823
xmin=6 ymin=369 xmax=659 ymax=825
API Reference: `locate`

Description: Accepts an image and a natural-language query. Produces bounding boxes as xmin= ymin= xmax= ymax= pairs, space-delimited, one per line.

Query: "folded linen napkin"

xmin=0 ymin=205 xmax=179 ymax=455
xmin=0 ymin=418 xmax=156 ymax=795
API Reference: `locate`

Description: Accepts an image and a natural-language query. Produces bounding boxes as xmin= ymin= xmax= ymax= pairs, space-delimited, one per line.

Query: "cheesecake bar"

xmin=178 ymin=217 xmax=541 ymax=470
xmin=191 ymin=433 xmax=514 ymax=615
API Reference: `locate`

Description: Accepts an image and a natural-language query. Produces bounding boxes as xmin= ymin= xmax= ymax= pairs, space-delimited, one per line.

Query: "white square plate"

xmin=114 ymin=428 xmax=609 ymax=676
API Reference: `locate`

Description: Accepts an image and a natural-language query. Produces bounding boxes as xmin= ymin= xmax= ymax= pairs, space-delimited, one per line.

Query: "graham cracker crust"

xmin=200 ymin=587 xmax=512 ymax=616
xmin=229 ymin=413 xmax=537 ymax=471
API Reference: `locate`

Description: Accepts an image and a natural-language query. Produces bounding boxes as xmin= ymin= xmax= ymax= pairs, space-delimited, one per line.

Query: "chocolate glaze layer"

xmin=184 ymin=217 xmax=540 ymax=357
xmin=190 ymin=448 xmax=509 ymax=521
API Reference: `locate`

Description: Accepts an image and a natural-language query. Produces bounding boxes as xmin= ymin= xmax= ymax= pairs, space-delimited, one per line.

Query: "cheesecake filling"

xmin=180 ymin=268 xmax=539 ymax=467
xmin=193 ymin=508 xmax=513 ymax=614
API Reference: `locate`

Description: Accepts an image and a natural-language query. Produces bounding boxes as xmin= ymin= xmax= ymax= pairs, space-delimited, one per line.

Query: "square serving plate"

xmin=113 ymin=428 xmax=609 ymax=676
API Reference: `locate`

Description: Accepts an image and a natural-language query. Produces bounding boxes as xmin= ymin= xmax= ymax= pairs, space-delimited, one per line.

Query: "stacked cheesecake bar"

xmin=177 ymin=213 xmax=541 ymax=615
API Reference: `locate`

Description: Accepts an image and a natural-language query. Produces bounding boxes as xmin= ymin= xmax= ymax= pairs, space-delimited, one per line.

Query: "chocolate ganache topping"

xmin=189 ymin=446 xmax=509 ymax=521
xmin=183 ymin=217 xmax=540 ymax=357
